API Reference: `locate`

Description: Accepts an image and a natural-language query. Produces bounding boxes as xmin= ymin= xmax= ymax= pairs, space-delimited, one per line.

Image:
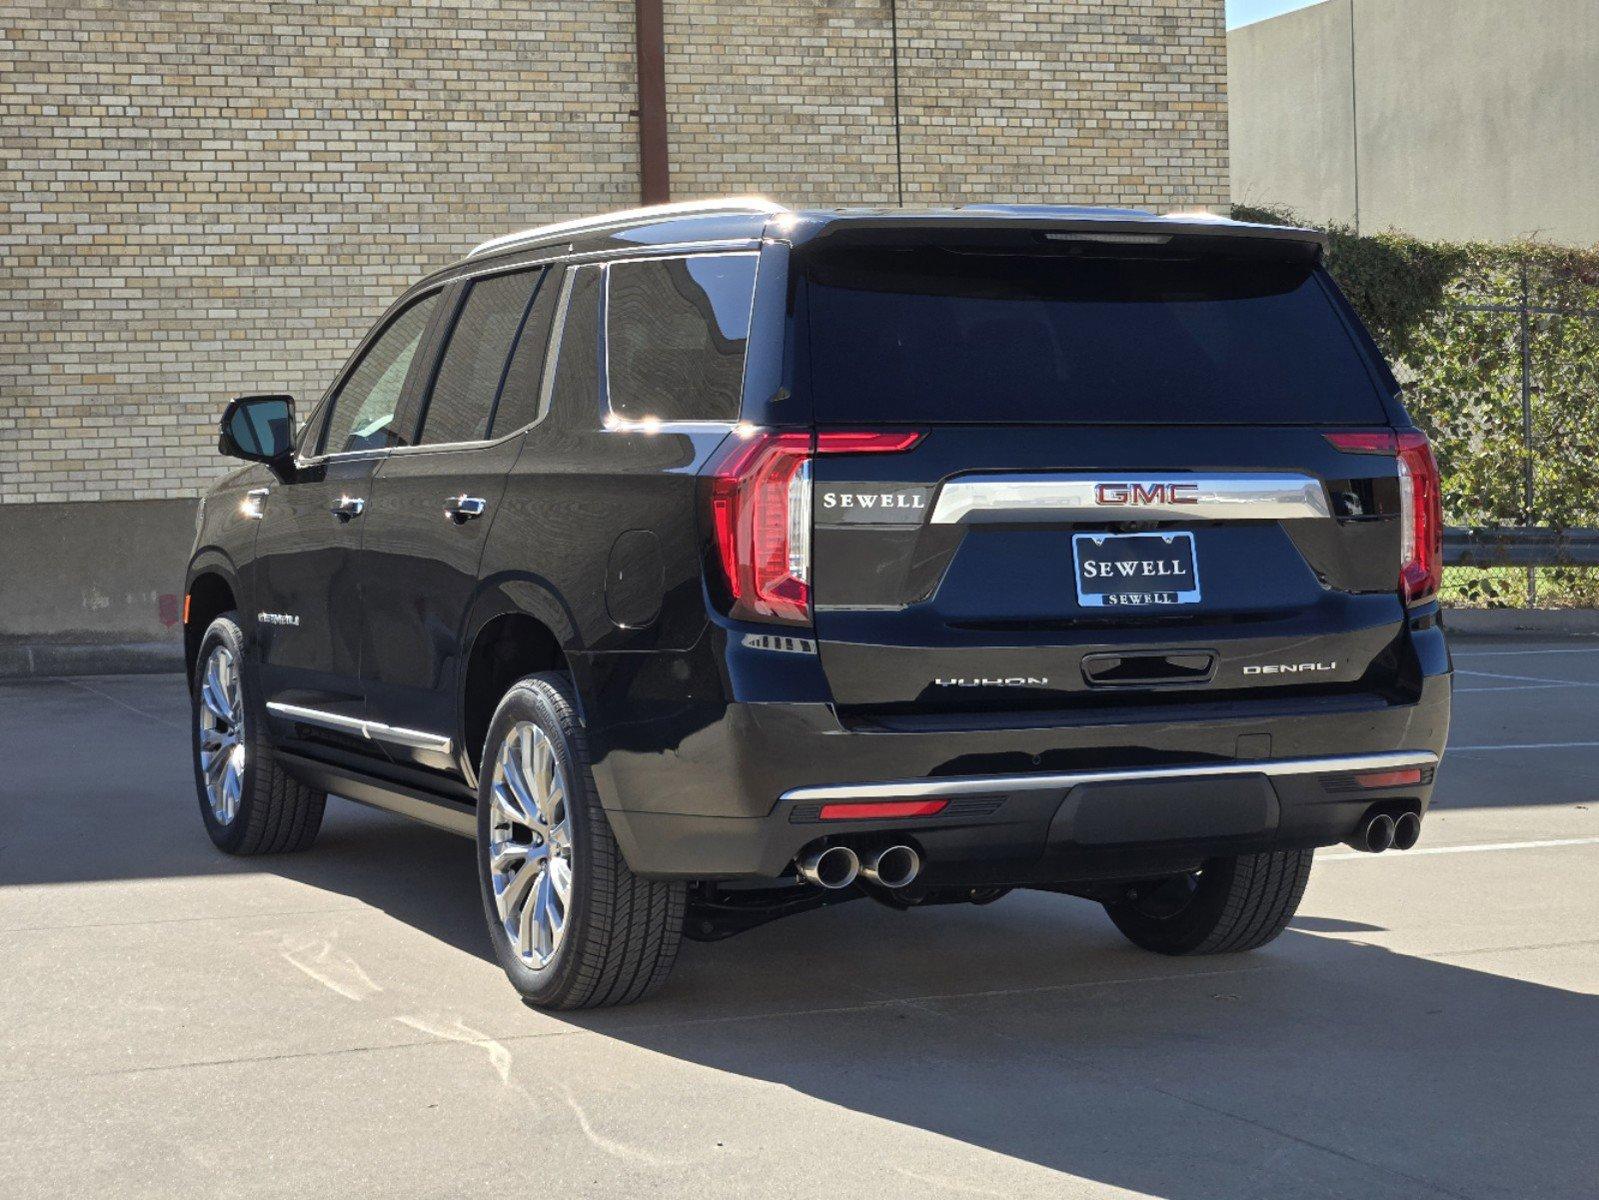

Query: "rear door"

xmin=799 ymin=235 xmax=1408 ymax=711
xmin=358 ymin=264 xmax=561 ymax=773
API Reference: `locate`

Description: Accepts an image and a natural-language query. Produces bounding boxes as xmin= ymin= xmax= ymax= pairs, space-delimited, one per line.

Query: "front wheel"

xmin=191 ymin=613 xmax=326 ymax=855
xmin=475 ymin=673 xmax=685 ymax=1009
xmin=1103 ymin=849 xmax=1312 ymax=956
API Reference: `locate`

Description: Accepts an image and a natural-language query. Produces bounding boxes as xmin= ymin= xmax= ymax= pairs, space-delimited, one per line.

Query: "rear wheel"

xmin=476 ymin=672 xmax=685 ymax=1009
xmin=1103 ymin=849 xmax=1312 ymax=955
xmin=191 ymin=613 xmax=326 ymax=854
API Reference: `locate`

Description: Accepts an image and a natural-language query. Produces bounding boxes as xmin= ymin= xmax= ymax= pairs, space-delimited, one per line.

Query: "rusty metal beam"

xmin=633 ymin=0 xmax=670 ymax=204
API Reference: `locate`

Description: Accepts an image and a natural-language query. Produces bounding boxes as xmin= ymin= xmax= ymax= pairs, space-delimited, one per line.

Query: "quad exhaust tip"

xmin=860 ymin=844 xmax=921 ymax=890
xmin=1348 ymin=810 xmax=1423 ymax=854
xmin=1392 ymin=811 xmax=1422 ymax=852
xmin=796 ymin=845 xmax=860 ymax=890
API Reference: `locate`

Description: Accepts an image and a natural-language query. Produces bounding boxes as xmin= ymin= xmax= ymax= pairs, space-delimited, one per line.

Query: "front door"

xmin=254 ymin=288 xmax=443 ymax=743
xmin=357 ymin=264 xmax=558 ymax=777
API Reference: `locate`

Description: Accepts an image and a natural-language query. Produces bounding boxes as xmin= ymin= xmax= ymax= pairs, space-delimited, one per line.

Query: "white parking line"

xmin=1321 ymin=836 xmax=1599 ymax=861
xmin=1446 ymin=740 xmax=1599 ymax=752
xmin=1456 ymin=668 xmax=1599 ymax=685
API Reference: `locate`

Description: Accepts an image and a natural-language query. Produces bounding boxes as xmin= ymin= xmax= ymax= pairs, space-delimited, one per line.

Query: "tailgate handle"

xmin=1082 ymin=651 xmax=1216 ymax=687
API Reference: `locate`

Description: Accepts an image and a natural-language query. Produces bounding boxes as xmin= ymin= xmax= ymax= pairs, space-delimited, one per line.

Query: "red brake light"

xmin=1327 ymin=428 xmax=1442 ymax=605
xmin=707 ymin=429 xmax=922 ymax=626
xmin=1354 ymin=767 xmax=1424 ymax=789
xmin=1396 ymin=430 xmax=1442 ymax=604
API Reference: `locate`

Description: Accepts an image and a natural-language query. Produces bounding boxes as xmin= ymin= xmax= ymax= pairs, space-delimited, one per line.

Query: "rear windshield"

xmin=802 ymin=245 xmax=1388 ymax=424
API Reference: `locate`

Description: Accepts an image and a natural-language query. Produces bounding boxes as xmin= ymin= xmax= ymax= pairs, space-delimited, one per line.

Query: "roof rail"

xmin=467 ymin=196 xmax=789 ymax=260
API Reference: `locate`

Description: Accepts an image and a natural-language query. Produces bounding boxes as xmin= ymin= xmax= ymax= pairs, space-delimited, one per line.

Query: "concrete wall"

xmin=1229 ymin=0 xmax=1599 ymax=245
xmin=1 ymin=0 xmax=1228 ymax=672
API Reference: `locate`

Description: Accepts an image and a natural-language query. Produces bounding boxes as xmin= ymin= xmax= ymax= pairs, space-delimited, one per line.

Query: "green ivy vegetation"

xmin=1233 ymin=206 xmax=1599 ymax=606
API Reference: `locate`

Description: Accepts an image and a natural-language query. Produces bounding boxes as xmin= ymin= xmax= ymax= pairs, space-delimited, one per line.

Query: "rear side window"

xmin=802 ymin=246 xmax=1388 ymax=425
xmin=489 ymin=267 xmax=561 ymax=437
xmin=417 ymin=269 xmax=541 ymax=445
xmin=541 ymin=265 xmax=604 ymax=422
xmin=605 ymin=254 xmax=757 ymax=423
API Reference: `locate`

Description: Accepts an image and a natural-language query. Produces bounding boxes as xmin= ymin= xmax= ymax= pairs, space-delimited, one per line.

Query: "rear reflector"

xmin=818 ymin=799 xmax=949 ymax=821
xmin=1355 ymin=767 xmax=1424 ymax=789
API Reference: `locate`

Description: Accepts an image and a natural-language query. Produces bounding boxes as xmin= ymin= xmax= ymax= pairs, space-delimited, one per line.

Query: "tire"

xmin=1103 ymin=849 xmax=1313 ymax=956
xmin=476 ymin=672 xmax=686 ymax=1009
xmin=191 ymin=613 xmax=326 ymax=855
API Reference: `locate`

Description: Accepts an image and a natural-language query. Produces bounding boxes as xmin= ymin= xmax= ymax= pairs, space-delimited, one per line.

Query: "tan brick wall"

xmin=2 ymin=0 xmax=1227 ymax=506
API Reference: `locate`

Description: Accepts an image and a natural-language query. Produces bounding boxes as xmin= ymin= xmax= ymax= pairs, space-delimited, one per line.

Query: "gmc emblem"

xmin=1095 ymin=482 xmax=1200 ymax=506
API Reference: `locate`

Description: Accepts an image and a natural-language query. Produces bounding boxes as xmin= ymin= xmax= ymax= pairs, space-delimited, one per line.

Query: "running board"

xmin=277 ymin=752 xmax=476 ymax=838
xmin=780 ymin=750 xmax=1440 ymax=804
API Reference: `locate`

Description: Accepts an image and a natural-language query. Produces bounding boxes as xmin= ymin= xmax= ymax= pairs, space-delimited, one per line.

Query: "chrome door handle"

xmin=445 ymin=495 xmax=487 ymax=524
xmin=329 ymin=495 xmax=365 ymax=521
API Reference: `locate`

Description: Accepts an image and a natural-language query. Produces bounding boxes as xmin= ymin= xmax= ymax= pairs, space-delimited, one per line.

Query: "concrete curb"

xmin=0 ymin=642 xmax=184 ymax=679
xmin=1442 ymin=609 xmax=1599 ymax=638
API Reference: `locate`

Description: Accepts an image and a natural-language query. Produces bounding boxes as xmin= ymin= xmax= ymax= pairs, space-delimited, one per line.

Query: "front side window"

xmin=319 ymin=292 xmax=440 ymax=455
xmin=416 ymin=269 xmax=543 ymax=446
xmin=605 ymin=254 xmax=757 ymax=423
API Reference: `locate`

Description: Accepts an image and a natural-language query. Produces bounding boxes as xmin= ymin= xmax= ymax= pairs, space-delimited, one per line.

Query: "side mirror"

xmin=219 ymin=394 xmax=297 ymax=480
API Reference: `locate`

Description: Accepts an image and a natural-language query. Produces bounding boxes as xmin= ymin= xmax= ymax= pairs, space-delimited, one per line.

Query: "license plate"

xmin=1073 ymin=532 xmax=1200 ymax=608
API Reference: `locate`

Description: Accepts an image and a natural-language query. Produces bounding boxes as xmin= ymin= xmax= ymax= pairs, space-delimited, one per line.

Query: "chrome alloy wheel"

xmin=488 ymin=722 xmax=573 ymax=968
xmin=197 ymin=644 xmax=246 ymax=824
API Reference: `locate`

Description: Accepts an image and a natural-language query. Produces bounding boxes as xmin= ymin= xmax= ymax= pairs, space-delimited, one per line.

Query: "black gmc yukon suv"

xmin=186 ymin=200 xmax=1450 ymax=1008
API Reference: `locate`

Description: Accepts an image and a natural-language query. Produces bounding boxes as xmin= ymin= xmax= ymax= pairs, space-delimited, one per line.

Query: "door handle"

xmin=445 ymin=495 xmax=487 ymax=524
xmin=329 ymin=495 xmax=365 ymax=521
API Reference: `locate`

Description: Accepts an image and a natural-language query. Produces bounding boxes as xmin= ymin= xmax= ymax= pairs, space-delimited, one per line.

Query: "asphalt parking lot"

xmin=2 ymin=637 xmax=1596 ymax=1200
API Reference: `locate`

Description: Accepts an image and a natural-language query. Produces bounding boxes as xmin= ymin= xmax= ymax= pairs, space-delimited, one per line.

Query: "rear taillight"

xmin=1396 ymin=430 xmax=1443 ymax=604
xmin=1326 ymin=429 xmax=1442 ymax=605
xmin=707 ymin=429 xmax=922 ymax=626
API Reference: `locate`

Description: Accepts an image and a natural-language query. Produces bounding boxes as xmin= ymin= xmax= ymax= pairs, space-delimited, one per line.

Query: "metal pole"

xmin=1520 ymin=263 xmax=1537 ymax=605
xmin=633 ymin=0 xmax=669 ymax=205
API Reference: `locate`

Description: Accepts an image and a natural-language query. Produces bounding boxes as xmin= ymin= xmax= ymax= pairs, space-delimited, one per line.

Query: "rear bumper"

xmin=594 ymin=658 xmax=1452 ymax=882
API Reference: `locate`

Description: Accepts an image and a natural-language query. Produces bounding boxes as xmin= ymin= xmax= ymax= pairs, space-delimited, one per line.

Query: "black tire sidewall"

xmin=475 ymin=674 xmax=595 ymax=1005
xmin=190 ymin=613 xmax=255 ymax=853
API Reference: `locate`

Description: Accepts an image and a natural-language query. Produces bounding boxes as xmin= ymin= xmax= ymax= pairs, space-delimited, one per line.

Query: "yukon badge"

xmin=935 ymin=676 xmax=1050 ymax=688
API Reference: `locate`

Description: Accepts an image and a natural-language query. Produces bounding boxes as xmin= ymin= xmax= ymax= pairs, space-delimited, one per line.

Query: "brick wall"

xmin=1 ymin=0 xmax=1227 ymax=507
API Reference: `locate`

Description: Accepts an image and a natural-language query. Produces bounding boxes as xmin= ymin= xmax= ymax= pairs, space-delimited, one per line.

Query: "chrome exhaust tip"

xmin=796 ymin=845 xmax=860 ymax=890
xmin=860 ymin=844 xmax=921 ymax=890
xmin=1348 ymin=811 xmax=1396 ymax=854
xmin=1391 ymin=811 xmax=1422 ymax=851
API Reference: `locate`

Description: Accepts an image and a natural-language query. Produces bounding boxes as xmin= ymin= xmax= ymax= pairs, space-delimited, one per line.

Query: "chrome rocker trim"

xmin=265 ymin=701 xmax=453 ymax=756
xmin=780 ymin=750 xmax=1440 ymax=804
xmin=928 ymin=472 xmax=1333 ymax=525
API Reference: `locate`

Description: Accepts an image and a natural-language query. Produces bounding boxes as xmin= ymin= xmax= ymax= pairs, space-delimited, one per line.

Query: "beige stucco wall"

xmin=1230 ymin=0 xmax=1599 ymax=245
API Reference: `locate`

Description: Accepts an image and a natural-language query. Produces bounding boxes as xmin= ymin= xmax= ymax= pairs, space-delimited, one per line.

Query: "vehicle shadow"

xmin=4 ymin=676 xmax=1597 ymax=1197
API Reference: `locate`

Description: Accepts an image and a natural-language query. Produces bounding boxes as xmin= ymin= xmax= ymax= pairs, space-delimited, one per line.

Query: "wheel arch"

xmin=184 ymin=555 xmax=243 ymax=685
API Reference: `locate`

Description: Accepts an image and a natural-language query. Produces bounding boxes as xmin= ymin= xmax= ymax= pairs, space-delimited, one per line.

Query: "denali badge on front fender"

xmin=1243 ymin=661 xmax=1337 ymax=675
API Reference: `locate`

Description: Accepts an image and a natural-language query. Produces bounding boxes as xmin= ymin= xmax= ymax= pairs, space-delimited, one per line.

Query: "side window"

xmin=416 ymin=269 xmax=541 ymax=446
xmin=319 ymin=292 xmax=440 ymax=456
xmin=488 ymin=268 xmax=562 ymax=437
xmin=605 ymin=253 xmax=758 ymax=423
xmin=542 ymin=265 xmax=604 ymax=424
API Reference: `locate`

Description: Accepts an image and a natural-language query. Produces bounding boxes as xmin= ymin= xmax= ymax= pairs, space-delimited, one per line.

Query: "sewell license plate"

xmin=1073 ymin=532 xmax=1201 ymax=608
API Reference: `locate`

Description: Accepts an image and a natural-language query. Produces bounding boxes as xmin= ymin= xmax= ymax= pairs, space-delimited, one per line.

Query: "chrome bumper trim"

xmin=780 ymin=750 xmax=1440 ymax=804
xmin=266 ymin=701 xmax=453 ymax=756
xmin=928 ymin=472 xmax=1333 ymax=525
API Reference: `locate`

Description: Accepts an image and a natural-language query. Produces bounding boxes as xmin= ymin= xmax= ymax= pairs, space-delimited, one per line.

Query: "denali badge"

xmin=258 ymin=612 xmax=301 ymax=627
xmin=935 ymin=676 xmax=1050 ymax=688
xmin=1243 ymin=661 xmax=1337 ymax=675
xmin=1096 ymin=482 xmax=1199 ymax=506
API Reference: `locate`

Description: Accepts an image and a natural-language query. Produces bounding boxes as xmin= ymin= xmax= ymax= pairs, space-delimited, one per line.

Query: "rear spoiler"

xmin=780 ymin=209 xmax=1326 ymax=264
